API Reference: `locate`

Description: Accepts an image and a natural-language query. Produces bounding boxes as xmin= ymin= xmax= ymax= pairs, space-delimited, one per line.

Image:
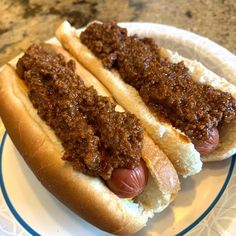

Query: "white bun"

xmin=0 ymin=42 xmax=180 ymax=234
xmin=56 ymin=21 xmax=203 ymax=177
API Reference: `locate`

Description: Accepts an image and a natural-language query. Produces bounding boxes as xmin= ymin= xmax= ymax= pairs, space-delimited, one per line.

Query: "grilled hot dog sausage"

xmin=193 ymin=128 xmax=219 ymax=156
xmin=106 ymin=159 xmax=149 ymax=198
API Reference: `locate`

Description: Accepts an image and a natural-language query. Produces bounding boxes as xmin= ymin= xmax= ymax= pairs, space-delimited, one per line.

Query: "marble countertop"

xmin=0 ymin=0 xmax=235 ymax=65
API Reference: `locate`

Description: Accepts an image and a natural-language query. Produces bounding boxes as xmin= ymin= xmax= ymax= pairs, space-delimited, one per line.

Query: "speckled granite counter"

xmin=0 ymin=0 xmax=235 ymax=65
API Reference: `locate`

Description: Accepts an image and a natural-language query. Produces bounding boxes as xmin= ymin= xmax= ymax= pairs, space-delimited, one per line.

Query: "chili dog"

xmin=0 ymin=41 xmax=180 ymax=234
xmin=56 ymin=21 xmax=236 ymax=177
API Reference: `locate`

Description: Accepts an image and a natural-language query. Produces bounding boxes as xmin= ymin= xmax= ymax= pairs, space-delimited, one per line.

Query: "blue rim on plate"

xmin=0 ymin=132 xmax=40 ymax=236
xmin=0 ymin=131 xmax=235 ymax=236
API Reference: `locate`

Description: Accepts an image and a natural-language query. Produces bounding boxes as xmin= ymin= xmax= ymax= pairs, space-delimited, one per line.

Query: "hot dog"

xmin=106 ymin=159 xmax=149 ymax=198
xmin=0 ymin=41 xmax=180 ymax=234
xmin=56 ymin=21 xmax=236 ymax=177
xmin=192 ymin=128 xmax=219 ymax=156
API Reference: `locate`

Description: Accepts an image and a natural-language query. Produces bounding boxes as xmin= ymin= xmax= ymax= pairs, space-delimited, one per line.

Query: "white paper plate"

xmin=0 ymin=22 xmax=236 ymax=236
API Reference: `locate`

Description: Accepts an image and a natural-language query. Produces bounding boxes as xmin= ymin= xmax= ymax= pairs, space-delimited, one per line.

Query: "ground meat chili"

xmin=80 ymin=22 xmax=236 ymax=145
xmin=16 ymin=44 xmax=143 ymax=180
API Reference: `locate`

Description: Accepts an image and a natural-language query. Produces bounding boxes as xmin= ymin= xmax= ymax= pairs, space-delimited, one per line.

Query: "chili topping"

xmin=16 ymin=44 xmax=143 ymax=180
xmin=80 ymin=22 xmax=236 ymax=143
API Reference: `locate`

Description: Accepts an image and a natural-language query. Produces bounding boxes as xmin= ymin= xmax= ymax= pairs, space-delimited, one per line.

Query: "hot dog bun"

xmin=56 ymin=21 xmax=236 ymax=176
xmin=56 ymin=21 xmax=202 ymax=177
xmin=162 ymin=49 xmax=236 ymax=162
xmin=0 ymin=41 xmax=180 ymax=235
